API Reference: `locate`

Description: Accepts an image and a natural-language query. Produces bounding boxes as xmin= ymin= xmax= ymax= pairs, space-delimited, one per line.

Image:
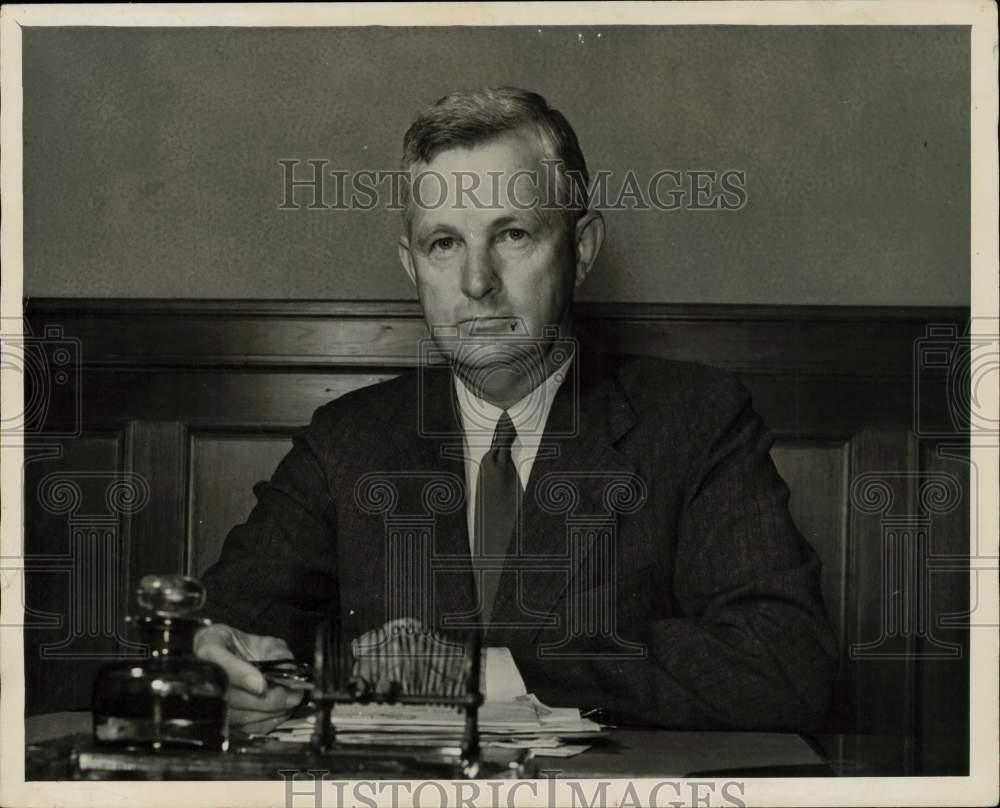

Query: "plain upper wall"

xmin=22 ymin=26 xmax=969 ymax=304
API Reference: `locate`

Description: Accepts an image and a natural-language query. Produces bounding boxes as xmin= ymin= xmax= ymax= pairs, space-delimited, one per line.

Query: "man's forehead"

xmin=418 ymin=128 xmax=545 ymax=170
xmin=409 ymin=130 xmax=556 ymax=196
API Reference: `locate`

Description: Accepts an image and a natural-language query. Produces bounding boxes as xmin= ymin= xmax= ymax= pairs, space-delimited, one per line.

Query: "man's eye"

xmin=499 ymin=228 xmax=529 ymax=244
xmin=430 ymin=237 xmax=457 ymax=252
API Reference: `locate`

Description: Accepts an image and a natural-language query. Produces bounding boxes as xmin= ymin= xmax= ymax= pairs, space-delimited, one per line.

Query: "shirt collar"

xmin=453 ymin=352 xmax=574 ymax=447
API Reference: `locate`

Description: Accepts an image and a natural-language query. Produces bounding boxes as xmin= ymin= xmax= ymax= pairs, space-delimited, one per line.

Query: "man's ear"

xmin=398 ymin=234 xmax=417 ymax=286
xmin=572 ymin=210 xmax=605 ymax=289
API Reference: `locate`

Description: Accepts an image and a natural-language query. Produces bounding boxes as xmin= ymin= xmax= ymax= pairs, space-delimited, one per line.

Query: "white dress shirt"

xmin=453 ymin=354 xmax=573 ymax=552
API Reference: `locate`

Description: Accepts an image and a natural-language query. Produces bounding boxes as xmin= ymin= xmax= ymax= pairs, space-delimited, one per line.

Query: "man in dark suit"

xmin=195 ymin=87 xmax=837 ymax=732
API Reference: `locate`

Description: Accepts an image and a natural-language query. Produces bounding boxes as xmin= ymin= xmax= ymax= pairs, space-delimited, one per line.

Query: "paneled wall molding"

xmin=24 ymin=298 xmax=968 ymax=377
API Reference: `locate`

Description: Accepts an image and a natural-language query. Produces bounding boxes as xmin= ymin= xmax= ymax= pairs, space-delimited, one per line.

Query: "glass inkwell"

xmin=92 ymin=575 xmax=229 ymax=750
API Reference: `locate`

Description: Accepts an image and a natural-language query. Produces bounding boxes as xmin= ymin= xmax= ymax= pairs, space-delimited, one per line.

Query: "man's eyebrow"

xmin=488 ymin=209 xmax=546 ymax=231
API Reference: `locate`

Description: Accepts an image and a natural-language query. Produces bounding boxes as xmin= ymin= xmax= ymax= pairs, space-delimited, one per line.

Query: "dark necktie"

xmin=474 ymin=411 xmax=520 ymax=625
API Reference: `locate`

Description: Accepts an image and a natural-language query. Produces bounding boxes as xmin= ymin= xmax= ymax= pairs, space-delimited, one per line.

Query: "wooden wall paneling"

xmin=22 ymin=432 xmax=125 ymax=714
xmin=187 ymin=432 xmax=295 ymax=577
xmin=770 ymin=435 xmax=857 ymax=739
xmin=80 ymin=368 xmax=402 ymax=430
xmin=25 ymin=299 xmax=965 ymax=373
xmin=577 ymin=306 xmax=951 ymax=377
xmin=23 ymin=301 xmax=431 ymax=368
xmin=770 ymin=439 xmax=851 ymax=650
xmin=124 ymin=421 xmax=188 ymax=581
xmin=914 ymin=440 xmax=971 ymax=774
xmin=742 ymin=374 xmax=927 ymax=437
xmin=844 ymin=428 xmax=922 ymax=771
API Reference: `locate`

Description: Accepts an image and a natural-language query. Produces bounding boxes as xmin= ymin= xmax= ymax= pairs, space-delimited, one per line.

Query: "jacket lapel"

xmin=485 ymin=351 xmax=638 ymax=648
xmin=391 ymin=367 xmax=479 ymax=635
xmin=377 ymin=352 xmax=640 ymax=647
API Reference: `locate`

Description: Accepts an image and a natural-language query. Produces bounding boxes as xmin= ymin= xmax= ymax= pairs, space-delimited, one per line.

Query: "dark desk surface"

xmin=25 ymin=712 xmax=927 ymax=779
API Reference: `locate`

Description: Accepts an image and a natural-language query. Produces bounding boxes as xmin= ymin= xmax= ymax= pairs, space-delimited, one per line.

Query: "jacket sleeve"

xmin=523 ymin=380 xmax=839 ymax=731
xmin=199 ymin=412 xmax=340 ymax=659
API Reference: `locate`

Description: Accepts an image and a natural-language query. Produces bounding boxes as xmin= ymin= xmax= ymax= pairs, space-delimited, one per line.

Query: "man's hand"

xmin=194 ymin=622 xmax=304 ymax=731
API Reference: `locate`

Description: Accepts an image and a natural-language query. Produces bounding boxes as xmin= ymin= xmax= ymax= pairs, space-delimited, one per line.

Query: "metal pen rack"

xmin=309 ymin=620 xmax=484 ymax=776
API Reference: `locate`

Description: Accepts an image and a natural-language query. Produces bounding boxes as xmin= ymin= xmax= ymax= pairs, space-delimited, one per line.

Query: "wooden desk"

xmin=27 ymin=712 xmax=928 ymax=779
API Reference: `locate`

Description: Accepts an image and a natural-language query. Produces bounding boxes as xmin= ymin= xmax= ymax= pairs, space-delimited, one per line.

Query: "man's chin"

xmin=451 ymin=342 xmax=538 ymax=368
xmin=450 ymin=343 xmax=551 ymax=395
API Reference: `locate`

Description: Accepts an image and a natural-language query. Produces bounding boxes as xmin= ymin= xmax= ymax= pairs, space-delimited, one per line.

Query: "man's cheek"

xmin=415 ymin=278 xmax=451 ymax=316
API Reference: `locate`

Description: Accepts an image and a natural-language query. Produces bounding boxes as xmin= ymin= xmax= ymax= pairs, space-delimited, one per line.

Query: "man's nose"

xmin=459 ymin=243 xmax=499 ymax=300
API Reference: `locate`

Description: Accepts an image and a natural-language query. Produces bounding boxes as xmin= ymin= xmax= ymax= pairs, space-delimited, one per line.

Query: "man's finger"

xmin=229 ymin=684 xmax=303 ymax=712
xmin=197 ymin=642 xmax=267 ymax=695
xmin=233 ymin=710 xmax=295 ymax=733
xmin=257 ymin=635 xmax=294 ymax=661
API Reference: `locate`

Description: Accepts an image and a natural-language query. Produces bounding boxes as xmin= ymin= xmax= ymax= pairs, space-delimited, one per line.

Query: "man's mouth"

xmin=460 ymin=317 xmax=526 ymax=336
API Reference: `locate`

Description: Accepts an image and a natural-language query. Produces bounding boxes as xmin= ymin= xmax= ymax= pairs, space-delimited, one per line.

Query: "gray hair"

xmin=400 ymin=86 xmax=590 ymax=227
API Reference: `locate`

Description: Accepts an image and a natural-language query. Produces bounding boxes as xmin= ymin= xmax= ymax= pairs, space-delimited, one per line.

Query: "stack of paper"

xmin=268 ymin=694 xmax=603 ymax=758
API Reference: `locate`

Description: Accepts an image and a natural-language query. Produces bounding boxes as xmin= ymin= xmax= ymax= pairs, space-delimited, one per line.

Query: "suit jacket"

xmin=201 ymin=350 xmax=838 ymax=731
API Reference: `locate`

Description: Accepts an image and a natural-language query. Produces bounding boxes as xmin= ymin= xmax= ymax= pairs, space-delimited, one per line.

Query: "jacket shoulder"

xmin=610 ymin=355 xmax=750 ymax=412
xmin=302 ymin=370 xmax=420 ymax=437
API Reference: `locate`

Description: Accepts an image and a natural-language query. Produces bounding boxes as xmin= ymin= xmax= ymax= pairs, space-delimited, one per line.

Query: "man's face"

xmin=398 ymin=128 xmax=603 ymax=405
